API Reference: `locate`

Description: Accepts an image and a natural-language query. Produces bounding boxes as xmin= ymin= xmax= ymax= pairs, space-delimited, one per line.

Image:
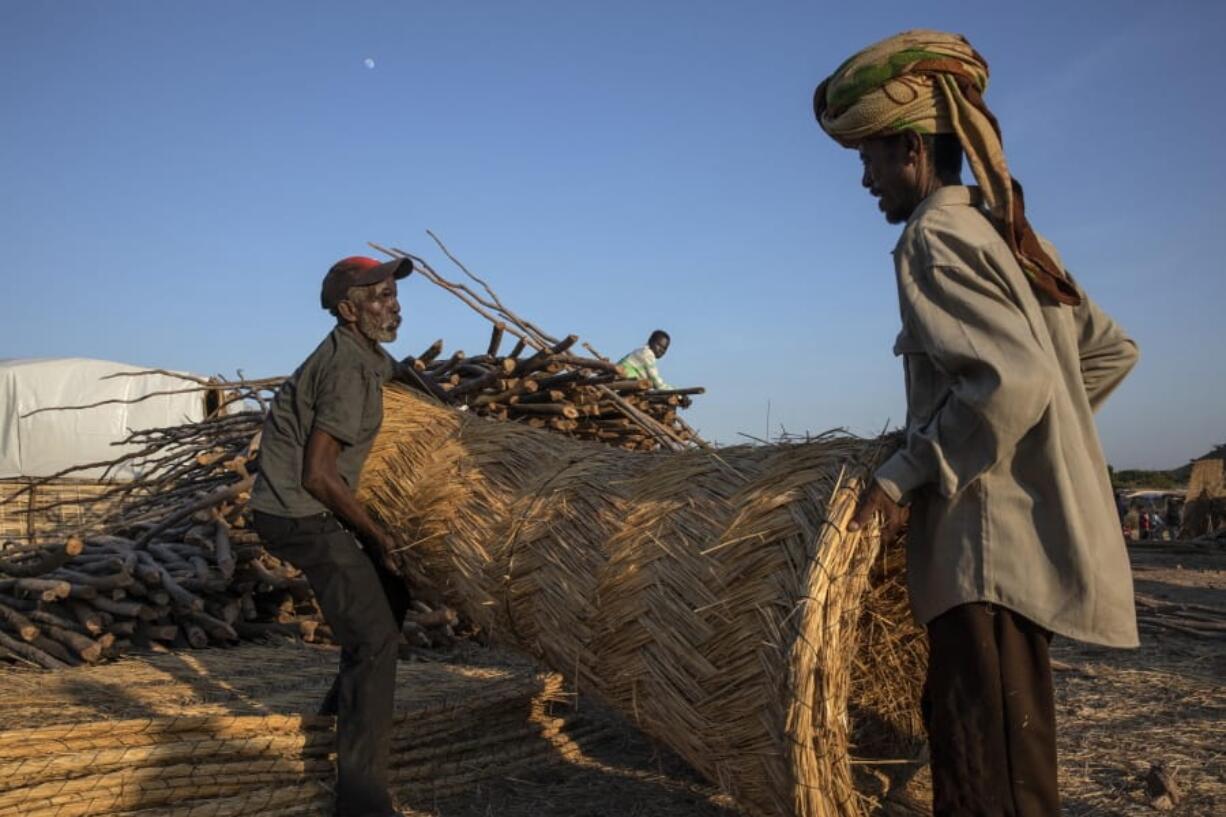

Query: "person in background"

xmin=1138 ymin=506 xmax=1151 ymax=540
xmin=1165 ymin=497 xmax=1183 ymax=535
xmin=815 ymin=30 xmax=1139 ymax=816
xmin=618 ymin=330 xmax=673 ymax=390
xmin=1150 ymin=510 xmax=1165 ymax=540
xmin=248 ymin=255 xmax=414 ymax=817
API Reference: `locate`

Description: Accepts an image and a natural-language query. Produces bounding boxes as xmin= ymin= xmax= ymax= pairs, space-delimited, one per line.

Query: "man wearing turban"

xmin=815 ymin=30 xmax=1139 ymax=816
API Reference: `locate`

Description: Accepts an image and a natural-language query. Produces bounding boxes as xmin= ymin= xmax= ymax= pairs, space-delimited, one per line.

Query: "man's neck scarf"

xmin=813 ymin=29 xmax=1081 ymax=306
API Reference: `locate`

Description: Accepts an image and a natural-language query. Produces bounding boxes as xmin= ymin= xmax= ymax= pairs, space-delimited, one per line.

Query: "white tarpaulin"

xmin=0 ymin=358 xmax=208 ymax=480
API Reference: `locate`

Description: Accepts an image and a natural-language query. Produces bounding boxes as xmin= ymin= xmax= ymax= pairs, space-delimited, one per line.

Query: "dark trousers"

xmin=253 ymin=511 xmax=410 ymax=817
xmin=923 ymin=603 xmax=1059 ymax=817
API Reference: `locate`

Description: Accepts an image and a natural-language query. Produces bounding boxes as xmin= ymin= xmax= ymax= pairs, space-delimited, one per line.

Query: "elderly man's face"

xmin=859 ymin=135 xmax=922 ymax=224
xmin=341 ymin=276 xmax=401 ymax=344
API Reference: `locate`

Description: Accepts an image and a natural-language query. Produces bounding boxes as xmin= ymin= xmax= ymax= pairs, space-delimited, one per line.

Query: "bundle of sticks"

xmin=401 ymin=328 xmax=703 ymax=451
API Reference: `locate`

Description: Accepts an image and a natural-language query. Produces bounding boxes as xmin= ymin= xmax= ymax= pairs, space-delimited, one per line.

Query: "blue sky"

xmin=2 ymin=0 xmax=1222 ymax=469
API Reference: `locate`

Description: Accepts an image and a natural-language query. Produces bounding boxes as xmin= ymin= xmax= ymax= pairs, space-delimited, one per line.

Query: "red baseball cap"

xmin=320 ymin=255 xmax=413 ymax=311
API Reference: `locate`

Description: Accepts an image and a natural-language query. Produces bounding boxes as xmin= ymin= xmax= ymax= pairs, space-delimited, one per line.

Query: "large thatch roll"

xmin=360 ymin=387 xmax=926 ymax=817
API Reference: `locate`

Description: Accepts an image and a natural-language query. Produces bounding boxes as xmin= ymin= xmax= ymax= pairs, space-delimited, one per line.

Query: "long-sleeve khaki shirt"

xmin=874 ymin=186 xmax=1139 ymax=648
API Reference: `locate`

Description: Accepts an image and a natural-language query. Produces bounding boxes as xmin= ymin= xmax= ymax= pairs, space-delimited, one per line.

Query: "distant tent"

xmin=0 ymin=358 xmax=210 ymax=481
xmin=1180 ymin=445 xmax=1226 ymax=537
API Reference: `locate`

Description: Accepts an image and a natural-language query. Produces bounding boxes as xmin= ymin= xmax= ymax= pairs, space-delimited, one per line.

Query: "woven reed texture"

xmin=359 ymin=387 xmax=926 ymax=817
xmin=0 ymin=643 xmax=599 ymax=816
xmin=0 ymin=480 xmax=116 ymax=547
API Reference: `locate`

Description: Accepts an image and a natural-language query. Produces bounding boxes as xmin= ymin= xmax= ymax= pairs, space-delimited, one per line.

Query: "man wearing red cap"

xmin=249 ymin=255 xmax=414 ymax=817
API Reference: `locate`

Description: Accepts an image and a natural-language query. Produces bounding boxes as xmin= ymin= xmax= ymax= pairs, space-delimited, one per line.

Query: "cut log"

xmin=510 ymin=403 xmax=580 ymax=419
xmin=213 ymin=521 xmax=236 ymax=580
xmin=0 ymin=578 xmax=71 ymax=602
xmin=0 ymin=601 xmax=39 ymax=641
xmin=0 ymin=629 xmax=68 ymax=669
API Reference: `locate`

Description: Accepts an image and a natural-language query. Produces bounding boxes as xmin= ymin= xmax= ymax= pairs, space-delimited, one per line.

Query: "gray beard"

xmin=357 ymin=312 xmax=397 ymax=344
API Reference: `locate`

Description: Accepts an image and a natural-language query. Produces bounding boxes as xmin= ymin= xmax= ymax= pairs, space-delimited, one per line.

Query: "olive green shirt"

xmin=875 ymin=186 xmax=1140 ymax=648
xmin=249 ymin=326 xmax=395 ymax=518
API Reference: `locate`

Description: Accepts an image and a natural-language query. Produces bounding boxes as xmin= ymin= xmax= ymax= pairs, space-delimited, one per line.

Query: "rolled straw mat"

xmin=359 ymin=387 xmax=927 ymax=817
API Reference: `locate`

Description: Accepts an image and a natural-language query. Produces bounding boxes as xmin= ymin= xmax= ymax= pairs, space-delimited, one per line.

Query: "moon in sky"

xmin=364 ymin=58 xmax=375 ymax=69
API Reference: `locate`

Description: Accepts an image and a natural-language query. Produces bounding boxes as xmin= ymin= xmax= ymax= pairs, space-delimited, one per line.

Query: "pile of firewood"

xmin=0 ymin=381 xmax=455 ymax=670
xmin=0 ymin=528 xmax=458 ymax=669
xmin=0 ymin=531 xmax=318 ymax=669
xmin=0 ymin=403 xmax=320 ymax=668
xmin=372 ymin=234 xmax=705 ymax=453
xmin=402 ymin=327 xmax=702 ymax=451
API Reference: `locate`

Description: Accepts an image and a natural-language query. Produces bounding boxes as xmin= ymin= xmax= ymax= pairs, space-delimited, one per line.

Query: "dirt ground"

xmin=1053 ymin=543 xmax=1225 ymax=816
xmin=413 ymin=541 xmax=1224 ymax=817
xmin=0 ymin=542 xmax=1216 ymax=817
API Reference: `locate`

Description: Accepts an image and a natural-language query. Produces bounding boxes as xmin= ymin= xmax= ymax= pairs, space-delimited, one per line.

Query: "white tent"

xmin=0 ymin=358 xmax=209 ymax=480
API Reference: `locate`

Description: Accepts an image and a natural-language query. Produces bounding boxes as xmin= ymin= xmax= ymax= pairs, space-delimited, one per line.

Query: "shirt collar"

xmin=906 ymin=185 xmax=980 ymax=225
xmin=333 ymin=324 xmax=390 ymax=369
xmin=892 ymin=185 xmax=983 ymax=257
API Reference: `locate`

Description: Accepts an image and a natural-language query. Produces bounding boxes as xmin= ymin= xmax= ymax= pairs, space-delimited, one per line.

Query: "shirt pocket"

xmin=359 ymin=368 xmax=384 ymax=439
xmin=893 ymin=328 xmax=950 ymax=426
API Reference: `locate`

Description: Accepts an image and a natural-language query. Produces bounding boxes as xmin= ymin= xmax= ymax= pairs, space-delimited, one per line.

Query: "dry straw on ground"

xmin=0 ymin=643 xmax=601 ymax=816
xmin=360 ymin=387 xmax=927 ymax=817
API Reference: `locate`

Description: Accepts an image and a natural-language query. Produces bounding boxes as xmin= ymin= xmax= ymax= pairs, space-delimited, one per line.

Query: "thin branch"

xmin=372 ymin=233 xmax=708 ymax=451
xmin=101 ymin=369 xmax=213 ymax=387
xmin=103 ymin=369 xmax=283 ymax=389
xmin=368 ymin=242 xmax=546 ymax=352
xmin=21 ymin=388 xmax=206 ymax=419
xmin=582 ymin=343 xmax=611 ymax=362
xmin=426 ymin=229 xmax=559 ymax=347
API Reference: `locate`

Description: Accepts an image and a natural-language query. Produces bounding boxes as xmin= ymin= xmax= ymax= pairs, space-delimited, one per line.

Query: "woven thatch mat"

xmin=360 ymin=387 xmax=927 ymax=817
xmin=0 ymin=643 xmax=607 ymax=816
xmin=0 ymin=478 xmax=116 ymax=546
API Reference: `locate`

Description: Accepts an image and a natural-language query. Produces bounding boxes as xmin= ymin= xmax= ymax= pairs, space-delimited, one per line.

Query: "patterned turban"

xmin=814 ymin=30 xmax=1081 ymax=306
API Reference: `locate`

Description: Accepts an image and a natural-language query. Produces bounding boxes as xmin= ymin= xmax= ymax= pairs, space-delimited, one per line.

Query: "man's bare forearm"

xmin=304 ymin=470 xmax=390 ymax=547
xmin=302 ymin=427 xmax=394 ymax=556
